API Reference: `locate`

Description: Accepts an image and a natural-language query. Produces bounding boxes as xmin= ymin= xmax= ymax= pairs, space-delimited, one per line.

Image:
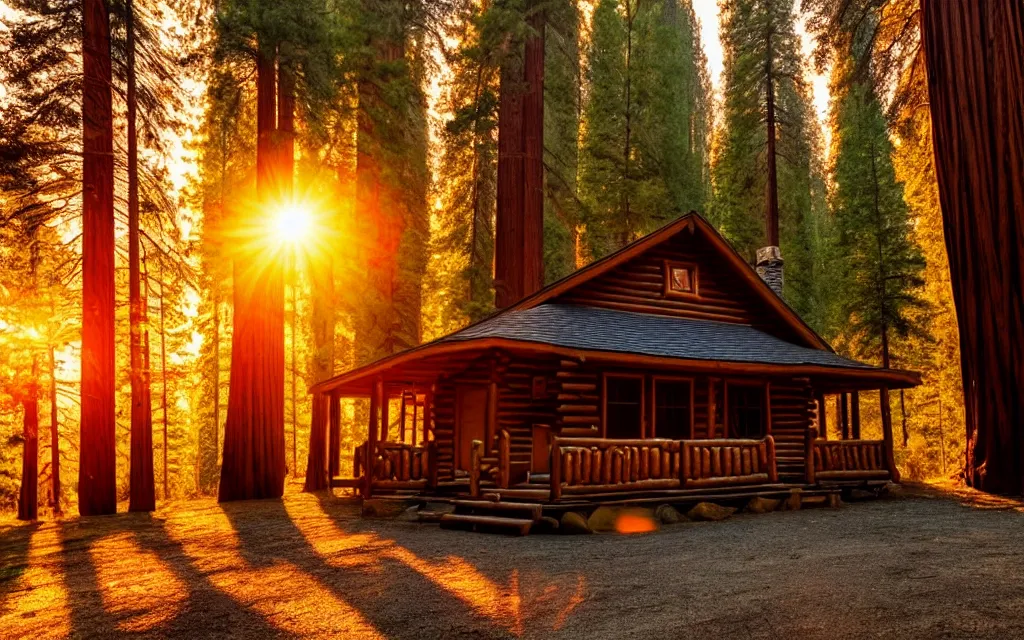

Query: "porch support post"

xmin=423 ymin=386 xmax=433 ymax=444
xmin=400 ymin=392 xmax=407 ymax=444
xmin=816 ymin=392 xmax=827 ymax=440
xmin=380 ymin=390 xmax=389 ymax=442
xmin=411 ymin=389 xmax=418 ymax=446
xmin=328 ymin=394 xmax=341 ymax=478
xmin=880 ymin=387 xmax=899 ymax=481
xmin=851 ymin=391 xmax=861 ymax=439
xmin=365 ymin=379 xmax=382 ymax=499
xmin=839 ymin=393 xmax=850 ymax=440
xmin=302 ymin=392 xmax=329 ymax=492
xmin=486 ymin=381 xmax=498 ymax=453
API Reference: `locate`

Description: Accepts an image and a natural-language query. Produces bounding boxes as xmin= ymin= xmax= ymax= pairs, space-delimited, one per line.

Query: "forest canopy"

xmin=0 ymin=0 xmax=967 ymax=513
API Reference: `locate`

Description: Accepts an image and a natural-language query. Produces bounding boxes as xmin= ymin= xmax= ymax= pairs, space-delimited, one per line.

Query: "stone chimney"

xmin=756 ymin=246 xmax=784 ymax=297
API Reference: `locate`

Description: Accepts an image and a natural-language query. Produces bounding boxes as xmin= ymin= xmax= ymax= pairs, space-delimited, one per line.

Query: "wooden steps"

xmin=439 ymin=499 xmax=543 ymax=535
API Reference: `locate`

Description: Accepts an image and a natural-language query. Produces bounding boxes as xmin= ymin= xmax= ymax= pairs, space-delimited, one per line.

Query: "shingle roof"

xmin=440 ymin=304 xmax=875 ymax=371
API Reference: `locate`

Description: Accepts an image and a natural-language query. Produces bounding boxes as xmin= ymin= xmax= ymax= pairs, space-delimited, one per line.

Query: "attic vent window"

xmin=663 ymin=260 xmax=699 ymax=298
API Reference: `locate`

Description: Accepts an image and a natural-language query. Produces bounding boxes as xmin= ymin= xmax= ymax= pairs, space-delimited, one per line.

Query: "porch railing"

xmin=355 ymin=441 xmax=437 ymax=494
xmin=680 ymin=437 xmax=778 ymax=489
xmin=550 ymin=438 xmax=683 ymax=500
xmin=804 ymin=428 xmax=891 ymax=483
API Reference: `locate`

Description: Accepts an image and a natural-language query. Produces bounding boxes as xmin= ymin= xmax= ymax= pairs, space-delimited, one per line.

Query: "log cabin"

xmin=305 ymin=213 xmax=920 ymax=531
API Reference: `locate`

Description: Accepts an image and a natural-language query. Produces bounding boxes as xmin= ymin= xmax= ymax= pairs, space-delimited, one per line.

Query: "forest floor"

xmin=2 ymin=481 xmax=1024 ymax=639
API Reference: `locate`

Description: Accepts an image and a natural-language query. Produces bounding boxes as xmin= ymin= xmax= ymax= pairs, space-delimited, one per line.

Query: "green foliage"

xmin=579 ymin=0 xmax=711 ymax=259
xmin=711 ymin=0 xmax=820 ymax=319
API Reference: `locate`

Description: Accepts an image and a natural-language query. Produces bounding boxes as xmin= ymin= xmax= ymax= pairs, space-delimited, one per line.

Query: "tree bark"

xmin=521 ymin=3 xmax=545 ymax=296
xmin=80 ymin=0 xmax=117 ymax=516
xmin=921 ymin=0 xmax=1024 ymax=494
xmin=219 ymin=40 xmax=286 ymax=502
xmin=48 ymin=344 xmax=60 ymax=514
xmin=279 ymin=54 xmax=296 ymax=477
xmin=764 ymin=17 xmax=779 ymax=247
xmin=17 ymin=375 xmax=39 ymax=521
xmin=127 ymin=0 xmax=155 ymax=513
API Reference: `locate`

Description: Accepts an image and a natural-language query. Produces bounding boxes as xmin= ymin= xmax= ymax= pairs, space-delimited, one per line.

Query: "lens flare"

xmin=273 ymin=203 xmax=313 ymax=245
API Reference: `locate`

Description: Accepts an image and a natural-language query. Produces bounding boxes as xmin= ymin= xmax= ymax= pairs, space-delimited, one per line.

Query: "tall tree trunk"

xmin=127 ymin=0 xmax=155 ymax=512
xmin=48 ymin=343 xmax=60 ymax=514
xmin=17 ymin=367 xmax=39 ymax=521
xmin=496 ymin=1 xmax=545 ymax=307
xmin=279 ymin=53 xmax=297 ymax=477
xmin=303 ymin=258 xmax=335 ymax=490
xmin=219 ymin=40 xmax=286 ymax=501
xmin=80 ymin=0 xmax=117 ymax=516
xmin=921 ymin=0 xmax=1024 ymax=494
xmin=159 ymin=259 xmax=169 ymax=499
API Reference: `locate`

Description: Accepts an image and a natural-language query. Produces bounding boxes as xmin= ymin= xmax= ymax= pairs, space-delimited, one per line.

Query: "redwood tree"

xmin=127 ymin=0 xmax=155 ymax=513
xmin=921 ymin=0 xmax=1024 ymax=494
xmin=219 ymin=39 xmax=286 ymax=502
xmin=79 ymin=0 xmax=117 ymax=516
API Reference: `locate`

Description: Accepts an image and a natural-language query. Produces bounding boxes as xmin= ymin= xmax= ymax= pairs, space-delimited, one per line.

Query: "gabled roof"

xmin=504 ymin=212 xmax=830 ymax=350
xmin=440 ymin=305 xmax=866 ymax=369
xmin=311 ymin=213 xmax=922 ymax=394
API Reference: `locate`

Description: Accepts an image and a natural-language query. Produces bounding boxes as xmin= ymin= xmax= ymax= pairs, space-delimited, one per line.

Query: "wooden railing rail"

xmin=550 ymin=437 xmax=682 ymax=500
xmin=680 ymin=436 xmax=778 ymax=488
xmin=805 ymin=427 xmax=891 ymax=483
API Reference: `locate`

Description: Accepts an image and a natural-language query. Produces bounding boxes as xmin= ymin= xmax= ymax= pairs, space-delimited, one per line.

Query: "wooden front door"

xmin=456 ymin=386 xmax=488 ymax=472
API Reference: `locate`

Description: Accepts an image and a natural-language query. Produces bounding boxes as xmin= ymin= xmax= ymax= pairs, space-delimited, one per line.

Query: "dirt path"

xmin=3 ymin=484 xmax=1024 ymax=639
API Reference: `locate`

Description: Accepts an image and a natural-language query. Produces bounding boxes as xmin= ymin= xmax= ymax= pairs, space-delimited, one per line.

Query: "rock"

xmin=587 ymin=506 xmax=619 ymax=532
xmin=686 ymin=502 xmax=736 ymax=522
xmin=655 ymin=504 xmax=682 ymax=524
xmin=534 ymin=516 xmax=561 ymax=534
xmin=423 ymin=501 xmax=456 ymax=514
xmin=361 ymin=499 xmax=414 ymax=518
xmin=745 ymin=497 xmax=781 ymax=514
xmin=560 ymin=511 xmax=592 ymax=534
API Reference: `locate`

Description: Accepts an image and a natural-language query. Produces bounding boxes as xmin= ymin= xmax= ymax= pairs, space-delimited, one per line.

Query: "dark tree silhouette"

xmin=921 ymin=0 xmax=1024 ymax=494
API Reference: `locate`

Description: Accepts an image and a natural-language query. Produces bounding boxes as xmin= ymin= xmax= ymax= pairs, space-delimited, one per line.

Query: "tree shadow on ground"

xmin=221 ymin=494 xmax=515 ymax=639
xmin=0 ymin=520 xmax=34 ymax=610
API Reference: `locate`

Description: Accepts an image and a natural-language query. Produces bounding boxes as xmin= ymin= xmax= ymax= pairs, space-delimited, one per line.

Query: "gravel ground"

xmin=2 ymin=483 xmax=1024 ymax=639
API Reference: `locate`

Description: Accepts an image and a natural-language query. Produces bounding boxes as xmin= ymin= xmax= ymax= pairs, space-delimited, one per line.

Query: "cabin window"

xmin=728 ymin=384 xmax=766 ymax=438
xmin=663 ymin=260 xmax=699 ymax=298
xmin=604 ymin=375 xmax=644 ymax=439
xmin=653 ymin=379 xmax=692 ymax=439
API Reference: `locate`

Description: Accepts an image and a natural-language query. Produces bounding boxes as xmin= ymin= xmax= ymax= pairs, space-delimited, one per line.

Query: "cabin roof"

xmin=312 ymin=212 xmax=922 ymax=395
xmin=437 ymin=304 xmax=869 ymax=370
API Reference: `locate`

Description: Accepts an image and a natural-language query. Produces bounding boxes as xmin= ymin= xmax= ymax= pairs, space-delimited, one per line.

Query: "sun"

xmin=272 ymin=203 xmax=313 ymax=245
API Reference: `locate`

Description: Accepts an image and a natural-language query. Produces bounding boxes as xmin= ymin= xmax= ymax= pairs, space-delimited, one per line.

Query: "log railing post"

xmin=550 ymin=437 xmax=562 ymax=501
xmin=765 ymin=435 xmax=778 ymax=483
xmin=497 ymin=429 xmax=511 ymax=488
xmin=804 ymin=427 xmax=817 ymax=485
xmin=470 ymin=439 xmax=483 ymax=498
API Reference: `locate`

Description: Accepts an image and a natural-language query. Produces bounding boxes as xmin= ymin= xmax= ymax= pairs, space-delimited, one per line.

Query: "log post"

xmin=423 ymin=386 xmax=433 ymax=444
xmin=765 ymin=435 xmax=778 ymax=483
xmin=470 ymin=439 xmax=483 ymax=497
xmin=328 ymin=394 xmax=341 ymax=479
xmin=427 ymin=440 xmax=438 ymax=488
xmin=880 ymin=388 xmax=899 ymax=482
xmin=365 ymin=379 xmax=382 ymax=499
xmin=498 ymin=430 xmax=511 ymax=488
xmin=411 ymin=389 xmax=418 ymax=446
xmin=851 ymin=391 xmax=861 ymax=439
xmin=380 ymin=391 xmax=389 ymax=442
xmin=804 ymin=427 xmax=817 ymax=485
xmin=486 ymin=380 xmax=498 ymax=454
xmin=550 ymin=438 xmax=562 ymax=501
xmin=839 ymin=393 xmax=850 ymax=440
xmin=816 ymin=393 xmax=827 ymax=440
xmin=399 ymin=392 xmax=407 ymax=444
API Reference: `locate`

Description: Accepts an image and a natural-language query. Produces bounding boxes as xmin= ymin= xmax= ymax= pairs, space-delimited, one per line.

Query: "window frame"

xmin=601 ymin=373 xmax=646 ymax=439
xmin=724 ymin=380 xmax=771 ymax=439
xmin=651 ymin=375 xmax=696 ymax=439
xmin=662 ymin=259 xmax=700 ymax=299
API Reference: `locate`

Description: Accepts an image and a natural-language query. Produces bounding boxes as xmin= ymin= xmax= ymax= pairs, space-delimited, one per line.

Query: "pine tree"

xmin=712 ymin=0 xmax=819 ymax=317
xmin=579 ymin=0 xmax=711 ymax=260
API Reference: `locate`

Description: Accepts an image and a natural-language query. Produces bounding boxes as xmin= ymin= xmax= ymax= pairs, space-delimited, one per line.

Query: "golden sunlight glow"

xmin=272 ymin=203 xmax=314 ymax=245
